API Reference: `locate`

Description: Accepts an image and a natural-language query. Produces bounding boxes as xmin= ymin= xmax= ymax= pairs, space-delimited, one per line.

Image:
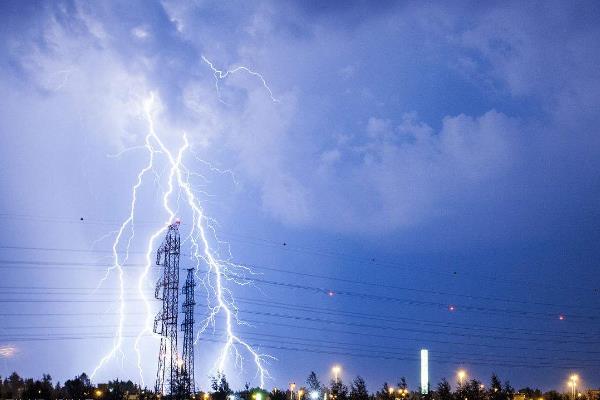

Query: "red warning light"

xmin=559 ymin=314 xmax=565 ymax=321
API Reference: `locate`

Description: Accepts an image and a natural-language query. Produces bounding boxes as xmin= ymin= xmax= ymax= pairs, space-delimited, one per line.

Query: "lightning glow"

xmin=0 ymin=344 xmax=17 ymax=358
xmin=92 ymin=91 xmax=272 ymax=389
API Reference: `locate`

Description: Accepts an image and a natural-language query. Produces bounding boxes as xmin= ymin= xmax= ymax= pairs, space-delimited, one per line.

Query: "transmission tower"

xmin=180 ymin=268 xmax=196 ymax=396
xmin=153 ymin=221 xmax=181 ymax=395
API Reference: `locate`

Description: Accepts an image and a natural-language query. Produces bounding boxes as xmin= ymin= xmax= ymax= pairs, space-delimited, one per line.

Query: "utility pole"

xmin=153 ymin=221 xmax=181 ymax=396
xmin=181 ymin=268 xmax=196 ymax=396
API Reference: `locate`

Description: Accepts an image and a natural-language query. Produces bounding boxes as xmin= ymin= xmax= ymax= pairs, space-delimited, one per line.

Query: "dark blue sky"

xmin=1 ymin=0 xmax=600 ymax=394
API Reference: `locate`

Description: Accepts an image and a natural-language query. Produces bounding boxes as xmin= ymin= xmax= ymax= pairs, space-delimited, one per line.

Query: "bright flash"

xmin=91 ymin=92 xmax=272 ymax=389
xmin=0 ymin=345 xmax=17 ymax=358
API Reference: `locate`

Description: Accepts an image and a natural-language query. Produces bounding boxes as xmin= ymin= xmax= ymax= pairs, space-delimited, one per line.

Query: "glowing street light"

xmin=290 ymin=383 xmax=296 ymax=400
xmin=388 ymin=387 xmax=395 ymax=395
xmin=457 ymin=370 xmax=467 ymax=386
xmin=569 ymin=375 xmax=579 ymax=400
xmin=298 ymin=390 xmax=304 ymax=400
xmin=332 ymin=365 xmax=341 ymax=382
xmin=310 ymin=392 xmax=319 ymax=400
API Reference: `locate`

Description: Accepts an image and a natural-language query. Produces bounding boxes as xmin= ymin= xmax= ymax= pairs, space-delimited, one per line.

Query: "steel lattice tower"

xmin=153 ymin=221 xmax=181 ymax=395
xmin=180 ymin=268 xmax=196 ymax=396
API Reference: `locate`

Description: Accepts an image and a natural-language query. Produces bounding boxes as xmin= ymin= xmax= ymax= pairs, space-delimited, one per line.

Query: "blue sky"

xmin=1 ymin=0 xmax=600 ymax=393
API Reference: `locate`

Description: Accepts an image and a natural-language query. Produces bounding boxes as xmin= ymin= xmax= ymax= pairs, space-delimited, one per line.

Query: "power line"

xmin=0 ymin=291 xmax=597 ymax=340
xmin=0 ymin=331 xmax=595 ymax=370
xmin=1 ymin=300 xmax=599 ymax=350
xmin=0 ymin=259 xmax=596 ymax=320
xmin=0 ymin=213 xmax=595 ymax=293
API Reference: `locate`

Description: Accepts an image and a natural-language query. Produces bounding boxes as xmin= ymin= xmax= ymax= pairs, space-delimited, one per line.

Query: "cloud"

xmin=2 ymin=0 xmax=599 ymax=240
xmin=307 ymin=110 xmax=520 ymax=232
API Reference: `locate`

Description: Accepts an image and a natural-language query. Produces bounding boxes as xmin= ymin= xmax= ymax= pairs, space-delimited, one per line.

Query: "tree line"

xmin=0 ymin=371 xmax=595 ymax=400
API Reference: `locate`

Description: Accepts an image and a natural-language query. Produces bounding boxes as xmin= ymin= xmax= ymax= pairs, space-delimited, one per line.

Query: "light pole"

xmin=457 ymin=370 xmax=467 ymax=387
xmin=332 ymin=366 xmax=341 ymax=383
xmin=290 ymin=383 xmax=296 ymax=400
xmin=569 ymin=375 xmax=578 ymax=400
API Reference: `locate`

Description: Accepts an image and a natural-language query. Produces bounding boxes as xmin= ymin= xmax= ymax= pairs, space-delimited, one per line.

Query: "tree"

xmin=54 ymin=382 xmax=64 ymax=400
xmin=22 ymin=378 xmax=35 ymax=400
xmin=104 ymin=379 xmax=138 ymax=400
xmin=398 ymin=379 xmax=408 ymax=392
xmin=41 ymin=374 xmax=54 ymax=400
xmin=211 ymin=373 xmax=233 ymax=400
xmin=307 ymin=372 xmax=322 ymax=395
xmin=375 ymin=383 xmax=394 ymax=400
xmin=455 ymin=380 xmax=484 ymax=400
xmin=271 ymin=389 xmax=288 ymax=400
xmin=6 ymin=372 xmax=25 ymax=399
xmin=329 ymin=379 xmax=349 ymax=400
xmin=502 ymin=381 xmax=514 ymax=400
xmin=349 ymin=376 xmax=369 ymax=400
xmin=238 ymin=383 xmax=252 ymax=400
xmin=488 ymin=374 xmax=503 ymax=400
xmin=64 ymin=373 xmax=92 ymax=400
xmin=434 ymin=379 xmax=452 ymax=400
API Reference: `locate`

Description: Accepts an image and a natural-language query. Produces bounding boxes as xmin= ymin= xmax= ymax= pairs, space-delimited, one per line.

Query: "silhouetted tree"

xmin=104 ymin=379 xmax=138 ymax=400
xmin=210 ymin=373 xmax=233 ymax=400
xmin=434 ymin=379 xmax=452 ymax=400
xmin=455 ymin=379 xmax=484 ymax=400
xmin=349 ymin=376 xmax=369 ymax=400
xmin=329 ymin=379 xmax=349 ymax=400
xmin=502 ymin=381 xmax=514 ymax=400
xmin=398 ymin=379 xmax=408 ymax=392
xmin=5 ymin=372 xmax=25 ymax=399
xmin=375 ymin=383 xmax=394 ymax=400
xmin=271 ymin=388 xmax=287 ymax=400
xmin=54 ymin=382 xmax=64 ymax=400
xmin=487 ymin=374 xmax=503 ymax=400
xmin=307 ymin=372 xmax=322 ymax=395
xmin=22 ymin=378 xmax=36 ymax=400
xmin=64 ymin=373 xmax=92 ymax=400
xmin=238 ymin=383 xmax=252 ymax=400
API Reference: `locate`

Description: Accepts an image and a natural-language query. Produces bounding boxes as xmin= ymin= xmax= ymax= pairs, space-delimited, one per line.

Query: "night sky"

xmin=1 ymin=0 xmax=600 ymax=394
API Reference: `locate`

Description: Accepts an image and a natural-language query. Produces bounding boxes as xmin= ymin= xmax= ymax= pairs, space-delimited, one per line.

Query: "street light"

xmin=332 ymin=365 xmax=341 ymax=382
xmin=290 ymin=383 xmax=296 ymax=400
xmin=569 ymin=375 xmax=579 ymax=400
xmin=298 ymin=390 xmax=304 ymax=400
xmin=388 ymin=387 xmax=395 ymax=396
xmin=457 ymin=370 xmax=467 ymax=386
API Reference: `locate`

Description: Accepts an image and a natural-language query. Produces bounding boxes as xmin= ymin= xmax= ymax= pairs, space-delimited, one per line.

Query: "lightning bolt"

xmin=91 ymin=91 xmax=273 ymax=389
xmin=202 ymin=55 xmax=279 ymax=103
